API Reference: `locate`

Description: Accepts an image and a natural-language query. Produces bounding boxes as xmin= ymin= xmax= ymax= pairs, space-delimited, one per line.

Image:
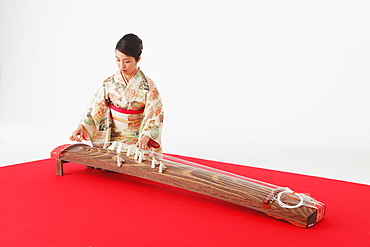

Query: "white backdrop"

xmin=1 ymin=0 xmax=369 ymax=185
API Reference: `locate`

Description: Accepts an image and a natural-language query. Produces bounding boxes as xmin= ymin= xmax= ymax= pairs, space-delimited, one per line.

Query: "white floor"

xmin=1 ymin=122 xmax=369 ymax=186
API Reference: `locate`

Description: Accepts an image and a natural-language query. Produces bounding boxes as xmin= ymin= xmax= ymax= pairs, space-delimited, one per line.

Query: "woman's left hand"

xmin=136 ymin=135 xmax=151 ymax=150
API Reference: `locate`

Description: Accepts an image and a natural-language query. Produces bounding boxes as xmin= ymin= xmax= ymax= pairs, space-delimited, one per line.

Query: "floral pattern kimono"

xmin=80 ymin=69 xmax=164 ymax=152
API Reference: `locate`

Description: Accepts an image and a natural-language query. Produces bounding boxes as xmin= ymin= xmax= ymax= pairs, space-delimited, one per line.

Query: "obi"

xmin=110 ymin=104 xmax=144 ymax=131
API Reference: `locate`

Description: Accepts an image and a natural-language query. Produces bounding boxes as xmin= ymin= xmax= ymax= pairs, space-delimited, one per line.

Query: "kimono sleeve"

xmin=80 ymin=77 xmax=113 ymax=146
xmin=139 ymin=81 xmax=164 ymax=149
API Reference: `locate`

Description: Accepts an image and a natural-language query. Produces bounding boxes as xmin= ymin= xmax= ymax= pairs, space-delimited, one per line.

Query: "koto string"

xmin=100 ymin=142 xmax=276 ymax=199
xmin=65 ymin=142 xmax=323 ymax=209
xmin=161 ymin=158 xmax=273 ymax=199
xmin=65 ymin=143 xmax=272 ymax=199
xmin=71 ymin=145 xmax=272 ymax=199
xmin=107 ymin=142 xmax=275 ymax=198
xmin=111 ymin=143 xmax=324 ymax=209
xmin=104 ymin=142 xmax=274 ymax=198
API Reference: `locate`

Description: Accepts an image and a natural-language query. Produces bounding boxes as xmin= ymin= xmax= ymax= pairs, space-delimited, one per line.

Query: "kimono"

xmin=80 ymin=69 xmax=164 ymax=152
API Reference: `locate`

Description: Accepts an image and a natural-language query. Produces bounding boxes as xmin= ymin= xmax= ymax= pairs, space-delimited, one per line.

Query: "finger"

xmin=138 ymin=144 xmax=147 ymax=150
xmin=83 ymin=131 xmax=90 ymax=141
xmin=72 ymin=131 xmax=79 ymax=140
xmin=70 ymin=133 xmax=78 ymax=141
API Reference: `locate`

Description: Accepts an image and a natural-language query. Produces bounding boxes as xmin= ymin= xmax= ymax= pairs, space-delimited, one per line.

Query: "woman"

xmin=70 ymin=34 xmax=164 ymax=152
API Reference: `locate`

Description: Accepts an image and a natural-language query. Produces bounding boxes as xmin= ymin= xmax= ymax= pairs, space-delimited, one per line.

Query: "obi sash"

xmin=109 ymin=104 xmax=160 ymax=149
xmin=110 ymin=104 xmax=144 ymax=124
xmin=110 ymin=104 xmax=144 ymax=115
xmin=109 ymin=104 xmax=144 ymax=135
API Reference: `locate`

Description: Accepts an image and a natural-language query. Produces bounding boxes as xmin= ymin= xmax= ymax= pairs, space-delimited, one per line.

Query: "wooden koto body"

xmin=51 ymin=143 xmax=325 ymax=228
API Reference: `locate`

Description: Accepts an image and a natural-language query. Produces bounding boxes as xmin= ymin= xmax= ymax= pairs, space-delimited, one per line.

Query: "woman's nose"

xmin=118 ymin=61 xmax=125 ymax=69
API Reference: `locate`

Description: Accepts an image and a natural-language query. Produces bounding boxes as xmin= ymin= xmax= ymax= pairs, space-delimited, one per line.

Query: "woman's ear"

xmin=137 ymin=56 xmax=141 ymax=63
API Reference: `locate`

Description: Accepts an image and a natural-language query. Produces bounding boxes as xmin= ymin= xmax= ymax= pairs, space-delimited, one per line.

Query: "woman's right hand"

xmin=70 ymin=124 xmax=90 ymax=142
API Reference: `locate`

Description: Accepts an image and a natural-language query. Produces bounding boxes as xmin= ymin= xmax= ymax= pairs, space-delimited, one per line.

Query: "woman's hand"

xmin=136 ymin=135 xmax=150 ymax=150
xmin=70 ymin=124 xmax=90 ymax=142
xmin=136 ymin=135 xmax=160 ymax=150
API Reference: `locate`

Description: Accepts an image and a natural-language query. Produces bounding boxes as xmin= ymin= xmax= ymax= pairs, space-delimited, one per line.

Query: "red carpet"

xmin=1 ymin=155 xmax=369 ymax=247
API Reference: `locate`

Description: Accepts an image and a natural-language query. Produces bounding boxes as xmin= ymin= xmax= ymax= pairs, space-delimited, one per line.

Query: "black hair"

xmin=115 ymin=33 xmax=143 ymax=61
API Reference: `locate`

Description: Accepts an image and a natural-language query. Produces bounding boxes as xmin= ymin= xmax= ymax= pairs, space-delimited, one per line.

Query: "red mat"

xmin=1 ymin=156 xmax=369 ymax=247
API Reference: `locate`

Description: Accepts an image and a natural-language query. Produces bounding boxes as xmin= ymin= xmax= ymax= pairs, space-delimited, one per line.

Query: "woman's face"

xmin=115 ymin=50 xmax=140 ymax=76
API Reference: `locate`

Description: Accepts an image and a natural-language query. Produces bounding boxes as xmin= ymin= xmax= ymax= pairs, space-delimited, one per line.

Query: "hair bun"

xmin=116 ymin=33 xmax=143 ymax=61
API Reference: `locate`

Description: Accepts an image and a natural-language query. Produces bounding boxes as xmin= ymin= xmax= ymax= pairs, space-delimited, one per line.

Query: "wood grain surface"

xmin=54 ymin=144 xmax=324 ymax=228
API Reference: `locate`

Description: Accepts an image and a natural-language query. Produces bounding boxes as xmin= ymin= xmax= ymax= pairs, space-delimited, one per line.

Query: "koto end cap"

xmin=50 ymin=144 xmax=73 ymax=159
